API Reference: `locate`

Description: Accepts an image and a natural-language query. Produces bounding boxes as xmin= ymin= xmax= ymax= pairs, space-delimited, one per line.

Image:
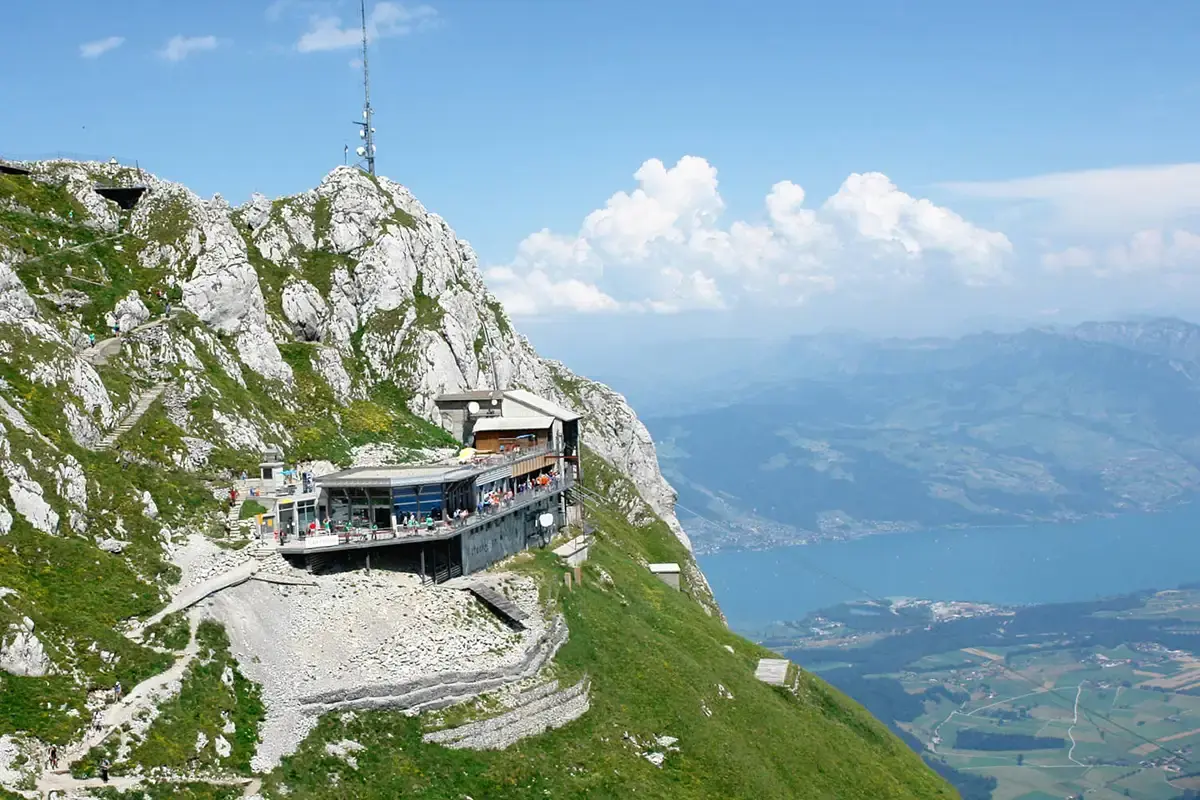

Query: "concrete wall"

xmin=653 ymin=571 xmax=681 ymax=590
xmin=462 ymin=496 xmax=558 ymax=574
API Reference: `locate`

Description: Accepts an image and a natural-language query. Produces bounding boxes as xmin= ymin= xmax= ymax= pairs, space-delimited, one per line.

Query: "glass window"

xmin=418 ymin=485 xmax=443 ymax=515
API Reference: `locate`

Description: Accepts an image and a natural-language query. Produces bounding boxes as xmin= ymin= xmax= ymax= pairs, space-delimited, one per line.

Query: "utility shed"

xmin=552 ymin=535 xmax=592 ymax=567
xmin=648 ymin=562 xmax=681 ymax=590
xmin=755 ymin=658 xmax=791 ymax=686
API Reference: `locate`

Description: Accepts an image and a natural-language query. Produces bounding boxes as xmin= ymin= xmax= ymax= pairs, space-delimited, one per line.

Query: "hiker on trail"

xmin=49 ymin=745 xmax=58 ymax=769
xmin=164 ymin=301 xmax=171 ymax=317
xmin=113 ymin=680 xmax=122 ymax=701
xmin=100 ymin=759 xmax=109 ymax=783
xmin=88 ymin=332 xmax=96 ymax=346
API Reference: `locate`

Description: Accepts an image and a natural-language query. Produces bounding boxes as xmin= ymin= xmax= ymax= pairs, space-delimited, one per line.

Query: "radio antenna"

xmin=351 ymin=0 xmax=377 ymax=175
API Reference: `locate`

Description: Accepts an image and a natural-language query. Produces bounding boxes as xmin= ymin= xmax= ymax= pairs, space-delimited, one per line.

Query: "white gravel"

xmin=183 ymin=534 xmax=551 ymax=772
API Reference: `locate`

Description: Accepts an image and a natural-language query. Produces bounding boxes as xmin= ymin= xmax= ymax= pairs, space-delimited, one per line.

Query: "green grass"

xmin=144 ymin=612 xmax=191 ymax=652
xmin=77 ymin=621 xmax=265 ymax=780
xmin=278 ymin=342 xmax=457 ymax=465
xmin=90 ymin=784 xmax=243 ymax=800
xmin=239 ymin=499 xmax=269 ymax=520
xmin=258 ymin=449 xmax=952 ymax=799
xmin=0 ymin=173 xmax=89 ymax=220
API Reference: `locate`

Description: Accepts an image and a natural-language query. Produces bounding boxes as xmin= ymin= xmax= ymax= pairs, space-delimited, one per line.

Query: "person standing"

xmin=100 ymin=759 xmax=110 ymax=783
xmin=49 ymin=745 xmax=58 ymax=770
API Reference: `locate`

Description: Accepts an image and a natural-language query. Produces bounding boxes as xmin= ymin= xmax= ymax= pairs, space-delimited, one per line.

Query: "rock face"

xmin=0 ymin=160 xmax=697 ymax=559
xmin=0 ymin=617 xmax=52 ymax=677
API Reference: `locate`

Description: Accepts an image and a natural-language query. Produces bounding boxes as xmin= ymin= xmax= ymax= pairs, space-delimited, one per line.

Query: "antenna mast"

xmin=352 ymin=0 xmax=377 ymax=176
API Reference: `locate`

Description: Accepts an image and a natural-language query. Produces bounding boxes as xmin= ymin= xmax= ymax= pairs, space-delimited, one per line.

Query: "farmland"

xmin=772 ymin=589 xmax=1200 ymax=800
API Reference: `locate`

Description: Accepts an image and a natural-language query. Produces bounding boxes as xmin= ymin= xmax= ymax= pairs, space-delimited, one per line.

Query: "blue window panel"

xmin=418 ymin=486 xmax=444 ymax=514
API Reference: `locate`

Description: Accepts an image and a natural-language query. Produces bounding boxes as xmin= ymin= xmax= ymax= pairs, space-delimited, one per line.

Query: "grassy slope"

xmin=0 ymin=171 xmax=449 ymax=748
xmin=74 ymin=621 xmax=266 ymax=780
xmin=260 ymin=451 xmax=953 ymax=800
xmin=2 ymin=168 xmax=953 ymax=798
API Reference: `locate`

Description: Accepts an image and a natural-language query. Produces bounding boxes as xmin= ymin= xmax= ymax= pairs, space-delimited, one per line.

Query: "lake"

xmin=697 ymin=503 xmax=1200 ymax=634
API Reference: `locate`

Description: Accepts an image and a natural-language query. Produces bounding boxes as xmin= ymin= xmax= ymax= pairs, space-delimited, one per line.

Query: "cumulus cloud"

xmin=79 ymin=36 xmax=125 ymax=59
xmin=296 ymin=2 xmax=437 ymax=53
xmin=485 ymin=156 xmax=1013 ymax=317
xmin=158 ymin=35 xmax=219 ymax=62
xmin=942 ymin=163 xmax=1200 ymax=236
xmin=1043 ymin=228 xmax=1200 ymax=276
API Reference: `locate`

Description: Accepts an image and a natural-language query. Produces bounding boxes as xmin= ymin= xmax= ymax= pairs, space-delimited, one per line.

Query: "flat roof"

xmin=648 ymin=563 xmax=681 ymax=573
xmin=436 ymin=390 xmax=503 ymax=403
xmin=504 ymin=389 xmax=582 ymax=422
xmin=473 ymin=415 xmax=554 ymax=433
xmin=317 ymin=464 xmax=476 ymax=489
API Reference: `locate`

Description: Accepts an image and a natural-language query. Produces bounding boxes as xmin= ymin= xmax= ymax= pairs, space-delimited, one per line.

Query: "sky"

xmin=3 ymin=0 xmax=1200 ymax=353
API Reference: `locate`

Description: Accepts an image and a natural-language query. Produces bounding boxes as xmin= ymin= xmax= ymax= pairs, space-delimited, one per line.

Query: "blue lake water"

xmin=697 ymin=503 xmax=1200 ymax=634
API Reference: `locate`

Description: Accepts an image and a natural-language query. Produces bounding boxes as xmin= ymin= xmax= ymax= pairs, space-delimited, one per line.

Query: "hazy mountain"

xmin=646 ymin=319 xmax=1200 ymax=552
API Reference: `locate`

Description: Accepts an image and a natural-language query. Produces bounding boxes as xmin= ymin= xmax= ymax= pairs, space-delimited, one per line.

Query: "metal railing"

xmin=278 ymin=473 xmax=574 ymax=551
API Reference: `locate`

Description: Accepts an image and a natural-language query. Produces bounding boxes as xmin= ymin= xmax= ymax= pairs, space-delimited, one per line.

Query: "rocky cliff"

xmin=0 ymin=161 xmax=953 ymax=799
xmin=0 ymin=162 xmax=695 ymax=544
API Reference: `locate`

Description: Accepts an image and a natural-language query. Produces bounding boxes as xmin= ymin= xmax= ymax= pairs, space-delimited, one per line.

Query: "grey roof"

xmin=436 ymin=390 xmax=504 ymax=403
xmin=503 ymin=389 xmax=582 ymax=422
xmin=317 ymin=464 xmax=476 ymax=489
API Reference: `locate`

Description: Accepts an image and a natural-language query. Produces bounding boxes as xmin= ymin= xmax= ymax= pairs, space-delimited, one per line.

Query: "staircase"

xmin=94 ymin=382 xmax=168 ymax=450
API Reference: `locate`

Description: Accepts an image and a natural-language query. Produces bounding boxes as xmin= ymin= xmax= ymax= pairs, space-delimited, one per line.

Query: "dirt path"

xmin=30 ymin=559 xmax=267 ymax=798
xmin=138 ymin=560 xmax=260 ymax=631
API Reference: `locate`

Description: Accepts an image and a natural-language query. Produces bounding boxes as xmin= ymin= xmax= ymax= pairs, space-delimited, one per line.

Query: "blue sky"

xmin=3 ymin=0 xmax=1200 ymax=345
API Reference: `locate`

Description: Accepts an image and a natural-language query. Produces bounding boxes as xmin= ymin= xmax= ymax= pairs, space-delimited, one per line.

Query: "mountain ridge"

xmin=0 ymin=160 xmax=952 ymax=797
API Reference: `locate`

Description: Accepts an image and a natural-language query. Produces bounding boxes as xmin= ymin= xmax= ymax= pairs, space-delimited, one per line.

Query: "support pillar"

xmin=420 ymin=547 xmax=426 ymax=584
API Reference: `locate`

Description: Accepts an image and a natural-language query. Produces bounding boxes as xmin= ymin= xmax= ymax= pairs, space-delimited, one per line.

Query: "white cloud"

xmin=79 ymin=36 xmax=125 ymax=59
xmin=942 ymin=163 xmax=1200 ymax=236
xmin=158 ymin=35 xmax=220 ymax=62
xmin=1043 ymin=228 xmax=1200 ymax=276
xmin=296 ymin=2 xmax=437 ymax=53
xmin=485 ymin=156 xmax=1012 ymax=317
xmin=265 ymin=0 xmax=292 ymax=22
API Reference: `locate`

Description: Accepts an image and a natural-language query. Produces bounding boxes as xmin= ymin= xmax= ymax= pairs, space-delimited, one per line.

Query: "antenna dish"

xmin=538 ymin=513 xmax=554 ymax=528
xmin=467 ymin=401 xmax=480 ymax=414
xmin=359 ymin=129 xmax=365 ymax=138
xmin=355 ymin=146 xmax=366 ymax=157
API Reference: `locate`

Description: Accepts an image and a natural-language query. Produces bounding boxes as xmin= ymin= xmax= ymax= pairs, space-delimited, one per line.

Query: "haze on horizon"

xmin=3 ymin=0 xmax=1198 ymax=355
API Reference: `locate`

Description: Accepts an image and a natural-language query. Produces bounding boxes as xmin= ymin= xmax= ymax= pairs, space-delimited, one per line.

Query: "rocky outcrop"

xmin=0 ymin=617 xmax=52 ymax=677
xmin=4 ymin=161 xmax=699 ymax=555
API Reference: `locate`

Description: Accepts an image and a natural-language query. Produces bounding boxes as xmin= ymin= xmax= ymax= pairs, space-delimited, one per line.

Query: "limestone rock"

xmin=0 ymin=617 xmax=52 ymax=677
xmin=282 ymin=280 xmax=328 ymax=342
xmin=142 ymin=490 xmax=159 ymax=519
xmin=107 ymin=290 xmax=150 ymax=333
xmin=2 ymin=463 xmax=58 ymax=534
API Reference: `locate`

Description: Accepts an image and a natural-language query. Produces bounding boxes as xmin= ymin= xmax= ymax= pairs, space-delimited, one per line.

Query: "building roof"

xmin=317 ymin=464 xmax=476 ymax=489
xmin=503 ymin=389 xmax=582 ymax=422
xmin=648 ymin=563 xmax=681 ymax=574
xmin=436 ymin=390 xmax=503 ymax=403
xmin=472 ymin=415 xmax=555 ymax=433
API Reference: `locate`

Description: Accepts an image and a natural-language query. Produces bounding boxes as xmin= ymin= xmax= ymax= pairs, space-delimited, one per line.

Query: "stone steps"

xmin=298 ymin=614 xmax=569 ymax=716
xmin=422 ymin=676 xmax=591 ymax=751
xmin=94 ymin=382 xmax=168 ymax=451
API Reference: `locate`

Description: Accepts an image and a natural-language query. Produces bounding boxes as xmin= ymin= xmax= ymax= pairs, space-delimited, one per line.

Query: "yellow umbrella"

xmin=457 ymin=447 xmax=477 ymax=462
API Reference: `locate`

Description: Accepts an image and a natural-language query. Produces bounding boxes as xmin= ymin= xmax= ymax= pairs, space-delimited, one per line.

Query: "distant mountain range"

xmin=644 ymin=318 xmax=1200 ymax=553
